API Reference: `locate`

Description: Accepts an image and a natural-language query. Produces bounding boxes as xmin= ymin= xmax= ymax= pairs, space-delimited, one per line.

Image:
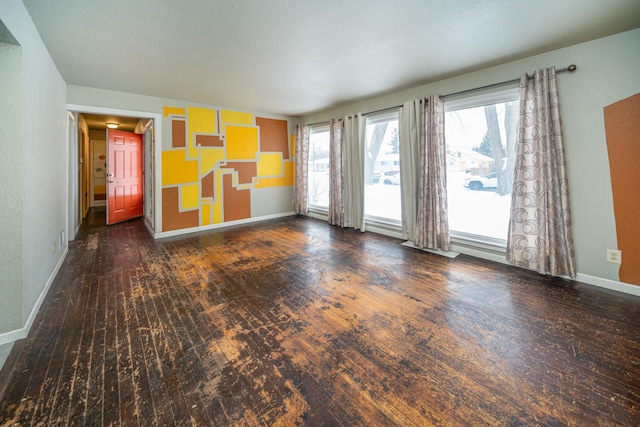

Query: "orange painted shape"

xmin=196 ymin=134 xmax=223 ymax=147
xmin=222 ymin=162 xmax=257 ymax=185
xmin=162 ymin=187 xmax=199 ymax=232
xmin=201 ymin=171 xmax=215 ymax=199
xmin=604 ymin=93 xmax=640 ymax=286
xmin=223 ymin=173 xmax=251 ymax=222
xmin=107 ymin=129 xmax=144 ymax=224
xmin=256 ymin=117 xmax=290 ymax=159
xmin=172 ymin=119 xmax=186 ymax=148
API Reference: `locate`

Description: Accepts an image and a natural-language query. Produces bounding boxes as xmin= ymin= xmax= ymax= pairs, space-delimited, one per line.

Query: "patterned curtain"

xmin=343 ymin=115 xmax=366 ymax=231
xmin=294 ymin=123 xmax=309 ymax=215
xmin=413 ymin=95 xmax=450 ymax=250
xmin=328 ymin=118 xmax=344 ymax=226
xmin=507 ymin=67 xmax=576 ymax=278
xmin=399 ymin=99 xmax=421 ymax=241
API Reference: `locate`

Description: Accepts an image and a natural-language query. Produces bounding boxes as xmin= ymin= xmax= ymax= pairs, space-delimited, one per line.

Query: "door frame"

xmin=106 ymin=129 xmax=144 ymax=225
xmin=67 ymin=104 xmax=162 ymax=236
xmin=89 ymin=138 xmax=107 ymax=208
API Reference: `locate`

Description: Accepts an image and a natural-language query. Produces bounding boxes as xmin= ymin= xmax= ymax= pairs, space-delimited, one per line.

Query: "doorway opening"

xmin=68 ymin=106 xmax=161 ymax=238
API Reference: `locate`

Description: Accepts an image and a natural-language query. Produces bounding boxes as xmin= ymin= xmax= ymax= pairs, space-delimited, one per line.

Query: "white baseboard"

xmin=451 ymin=244 xmax=640 ymax=297
xmin=402 ymin=241 xmax=460 ymax=258
xmin=153 ymin=211 xmax=296 ymax=239
xmin=0 ymin=246 xmax=69 ymax=347
xmin=143 ymin=217 xmax=155 ymax=237
xmin=450 ymin=243 xmax=509 ymax=265
xmin=576 ymin=273 xmax=640 ymax=297
xmin=0 ymin=329 xmax=24 ymax=347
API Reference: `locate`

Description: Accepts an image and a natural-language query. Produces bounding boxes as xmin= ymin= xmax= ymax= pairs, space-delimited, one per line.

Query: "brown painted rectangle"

xmin=222 ymin=173 xmax=251 ymax=221
xmin=172 ymin=119 xmax=186 ymax=148
xmin=256 ymin=117 xmax=289 ymax=159
xmin=162 ymin=186 xmax=199 ymax=231
xmin=196 ymin=134 xmax=223 ymax=147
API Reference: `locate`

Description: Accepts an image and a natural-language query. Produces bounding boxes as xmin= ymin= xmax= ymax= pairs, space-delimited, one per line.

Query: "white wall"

xmin=0 ymin=0 xmax=68 ymax=370
xmin=301 ymin=29 xmax=640 ymax=287
xmin=0 ymin=38 xmax=23 ymax=364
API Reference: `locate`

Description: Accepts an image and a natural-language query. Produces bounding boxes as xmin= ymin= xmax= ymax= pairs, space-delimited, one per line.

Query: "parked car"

xmin=383 ymin=169 xmax=400 ymax=185
xmin=371 ymin=170 xmax=381 ymax=183
xmin=464 ymin=172 xmax=497 ymax=190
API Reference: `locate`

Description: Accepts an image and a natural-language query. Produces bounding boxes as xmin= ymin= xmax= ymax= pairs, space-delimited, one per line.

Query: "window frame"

xmin=307 ymin=123 xmax=331 ymax=214
xmin=363 ymin=110 xmax=402 ymax=227
xmin=444 ymin=85 xmax=520 ymax=251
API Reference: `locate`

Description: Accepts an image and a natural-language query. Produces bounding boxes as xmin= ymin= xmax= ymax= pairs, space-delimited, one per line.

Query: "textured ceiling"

xmin=22 ymin=0 xmax=640 ymax=117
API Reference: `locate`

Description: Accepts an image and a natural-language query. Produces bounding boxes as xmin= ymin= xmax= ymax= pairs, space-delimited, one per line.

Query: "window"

xmin=445 ymin=88 xmax=519 ymax=243
xmin=364 ymin=112 xmax=401 ymax=224
xmin=307 ymin=124 xmax=330 ymax=210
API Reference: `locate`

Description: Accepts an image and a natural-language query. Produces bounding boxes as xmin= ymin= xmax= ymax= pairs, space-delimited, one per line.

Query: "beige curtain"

xmin=507 ymin=67 xmax=576 ymax=278
xmin=343 ymin=115 xmax=366 ymax=231
xmin=328 ymin=118 xmax=344 ymax=226
xmin=413 ymin=95 xmax=450 ymax=250
xmin=294 ymin=124 xmax=309 ymax=215
xmin=399 ymin=100 xmax=421 ymax=241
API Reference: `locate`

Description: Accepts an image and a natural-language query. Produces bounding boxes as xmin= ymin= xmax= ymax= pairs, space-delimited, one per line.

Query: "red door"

xmin=107 ymin=129 xmax=143 ymax=224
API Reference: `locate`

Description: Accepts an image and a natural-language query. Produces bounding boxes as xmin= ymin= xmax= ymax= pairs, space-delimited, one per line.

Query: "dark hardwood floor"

xmin=1 ymin=208 xmax=640 ymax=426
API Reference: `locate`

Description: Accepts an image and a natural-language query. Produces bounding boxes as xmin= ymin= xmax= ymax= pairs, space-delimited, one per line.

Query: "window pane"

xmin=445 ymin=100 xmax=518 ymax=241
xmin=364 ymin=115 xmax=401 ymax=223
xmin=308 ymin=128 xmax=330 ymax=210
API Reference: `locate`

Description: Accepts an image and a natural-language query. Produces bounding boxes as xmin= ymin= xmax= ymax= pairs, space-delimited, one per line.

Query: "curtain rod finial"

xmin=567 ymin=64 xmax=577 ymax=72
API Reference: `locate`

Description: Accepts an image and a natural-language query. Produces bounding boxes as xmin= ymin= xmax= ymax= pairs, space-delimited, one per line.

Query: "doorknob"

xmin=108 ymin=180 xmax=115 ymax=183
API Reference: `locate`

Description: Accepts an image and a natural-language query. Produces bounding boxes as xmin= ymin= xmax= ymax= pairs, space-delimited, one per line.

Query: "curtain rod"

xmin=443 ymin=64 xmax=577 ymax=99
xmin=307 ymin=64 xmax=577 ymax=126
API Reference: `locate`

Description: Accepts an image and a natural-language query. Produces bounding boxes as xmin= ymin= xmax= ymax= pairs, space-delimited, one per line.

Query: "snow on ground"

xmin=310 ymin=171 xmax=510 ymax=240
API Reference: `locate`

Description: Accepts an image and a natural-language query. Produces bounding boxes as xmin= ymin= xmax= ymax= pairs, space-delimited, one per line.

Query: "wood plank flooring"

xmin=1 ymin=208 xmax=640 ymax=426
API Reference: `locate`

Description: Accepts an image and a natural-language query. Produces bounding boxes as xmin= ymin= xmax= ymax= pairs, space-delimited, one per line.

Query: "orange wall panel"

xmin=604 ymin=93 xmax=640 ymax=286
xmin=223 ymin=174 xmax=251 ymax=222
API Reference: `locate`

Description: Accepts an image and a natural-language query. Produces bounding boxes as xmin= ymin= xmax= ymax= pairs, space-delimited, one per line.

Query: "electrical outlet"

xmin=52 ymin=242 xmax=57 ymax=254
xmin=606 ymin=249 xmax=622 ymax=264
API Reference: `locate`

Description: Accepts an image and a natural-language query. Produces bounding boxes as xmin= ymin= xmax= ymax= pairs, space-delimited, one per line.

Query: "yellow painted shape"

xmin=162 ymin=150 xmax=199 ymax=185
xmin=256 ymin=161 xmax=294 ymax=188
xmin=201 ymin=202 xmax=212 ymax=226
xmin=226 ymin=126 xmax=259 ymax=160
xmin=258 ymin=153 xmax=284 ymax=177
xmin=212 ymin=169 xmax=225 ymax=224
xmin=220 ymin=110 xmax=253 ymax=134
xmin=163 ymin=106 xmax=186 ymax=117
xmin=181 ymin=184 xmax=200 ymax=210
xmin=187 ymin=106 xmax=217 ymax=159
xmin=200 ymin=147 xmax=225 ymax=175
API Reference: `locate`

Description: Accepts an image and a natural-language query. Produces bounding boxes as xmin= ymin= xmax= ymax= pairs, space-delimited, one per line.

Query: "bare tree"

xmin=484 ymin=104 xmax=508 ymax=195
xmin=364 ymin=123 xmax=388 ymax=184
xmin=483 ymin=102 xmax=519 ymax=195
xmin=503 ymin=101 xmax=519 ymax=195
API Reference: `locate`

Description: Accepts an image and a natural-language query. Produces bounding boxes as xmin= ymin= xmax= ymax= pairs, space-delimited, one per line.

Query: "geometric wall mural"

xmin=162 ymin=106 xmax=295 ymax=232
